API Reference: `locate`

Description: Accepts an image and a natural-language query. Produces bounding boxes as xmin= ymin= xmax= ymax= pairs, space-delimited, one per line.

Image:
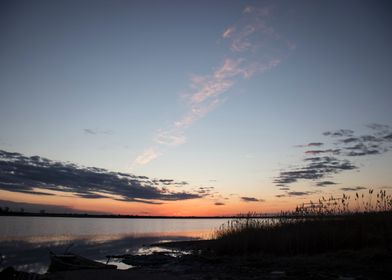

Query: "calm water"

xmin=0 ymin=216 xmax=229 ymax=273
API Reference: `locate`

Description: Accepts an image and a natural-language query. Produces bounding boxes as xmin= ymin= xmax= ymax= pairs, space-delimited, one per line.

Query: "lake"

xmin=0 ymin=216 xmax=230 ymax=273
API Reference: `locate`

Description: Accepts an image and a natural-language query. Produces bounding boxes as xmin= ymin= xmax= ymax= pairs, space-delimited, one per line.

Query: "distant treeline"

xmin=0 ymin=207 xmax=287 ymax=219
xmin=0 ymin=210 xmax=361 ymax=220
xmin=0 ymin=207 xmax=239 ymax=219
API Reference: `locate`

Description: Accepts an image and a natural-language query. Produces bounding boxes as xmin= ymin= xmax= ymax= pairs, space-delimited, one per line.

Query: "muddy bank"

xmin=45 ymin=245 xmax=392 ymax=280
xmin=3 ymin=239 xmax=392 ymax=280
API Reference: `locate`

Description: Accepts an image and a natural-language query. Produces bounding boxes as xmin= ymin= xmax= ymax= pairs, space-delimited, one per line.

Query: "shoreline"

xmin=0 ymin=212 xmax=282 ymax=219
xmin=2 ymin=238 xmax=392 ymax=279
xmin=45 ymin=245 xmax=392 ymax=280
xmin=3 ymin=210 xmax=392 ymax=279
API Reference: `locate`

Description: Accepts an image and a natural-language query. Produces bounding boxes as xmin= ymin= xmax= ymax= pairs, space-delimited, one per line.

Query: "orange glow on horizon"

xmin=0 ymin=189 xmax=300 ymax=216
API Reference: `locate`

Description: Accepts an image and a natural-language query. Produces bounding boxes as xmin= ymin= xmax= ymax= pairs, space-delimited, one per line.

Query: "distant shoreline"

xmin=0 ymin=212 xmax=347 ymax=219
xmin=0 ymin=212 xmax=241 ymax=219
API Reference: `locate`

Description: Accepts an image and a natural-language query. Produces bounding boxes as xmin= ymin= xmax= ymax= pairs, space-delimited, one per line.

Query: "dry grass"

xmin=213 ymin=189 xmax=392 ymax=255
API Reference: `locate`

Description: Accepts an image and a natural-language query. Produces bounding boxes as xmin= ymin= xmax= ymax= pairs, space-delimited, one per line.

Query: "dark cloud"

xmin=214 ymin=202 xmax=225 ymax=206
xmin=159 ymin=179 xmax=174 ymax=185
xmin=241 ymin=196 xmax=265 ymax=202
xmin=323 ymin=129 xmax=354 ymax=137
xmin=303 ymin=157 xmax=318 ymax=162
xmin=274 ymin=156 xmax=356 ymax=186
xmin=152 ymin=179 xmax=174 ymax=185
xmin=84 ymin=129 xmax=97 ymax=135
xmin=367 ymin=123 xmax=391 ymax=135
xmin=325 ymin=124 xmax=392 ymax=157
xmin=340 ymin=186 xmax=367 ymax=192
xmin=83 ymin=129 xmax=112 ymax=135
xmin=152 ymin=179 xmax=188 ymax=186
xmin=113 ymin=198 xmax=164 ymax=205
xmin=287 ymin=191 xmax=312 ymax=196
xmin=340 ymin=142 xmax=384 ymax=157
xmin=346 ymin=150 xmax=380 ymax=157
xmin=275 ymin=191 xmax=313 ymax=198
xmin=276 ymin=124 xmax=392 ymax=191
xmin=308 ymin=142 xmax=324 ymax=147
xmin=384 ymin=134 xmax=392 ymax=140
xmin=0 ymin=150 xmax=203 ymax=204
xmin=295 ymin=142 xmax=324 ymax=148
xmin=305 ymin=149 xmax=340 ymax=155
xmin=341 ymin=137 xmax=359 ymax=144
xmin=13 ymin=189 xmax=56 ymax=196
xmin=196 ymin=186 xmax=214 ymax=194
xmin=316 ymin=181 xmax=337 ymax=187
xmin=77 ymin=193 xmax=109 ymax=199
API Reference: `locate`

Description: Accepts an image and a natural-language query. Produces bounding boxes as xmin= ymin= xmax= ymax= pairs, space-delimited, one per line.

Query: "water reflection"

xmin=0 ymin=216 xmax=226 ymax=238
xmin=0 ymin=216 xmax=227 ymax=273
xmin=0 ymin=217 xmax=229 ymax=273
xmin=0 ymin=233 xmax=201 ymax=273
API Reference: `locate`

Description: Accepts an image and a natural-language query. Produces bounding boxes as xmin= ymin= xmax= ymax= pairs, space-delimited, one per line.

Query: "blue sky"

xmin=0 ymin=0 xmax=391 ymax=214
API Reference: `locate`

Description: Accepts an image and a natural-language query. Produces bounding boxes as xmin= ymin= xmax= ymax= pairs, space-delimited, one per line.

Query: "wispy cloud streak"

xmin=133 ymin=148 xmax=161 ymax=166
xmin=132 ymin=5 xmax=291 ymax=167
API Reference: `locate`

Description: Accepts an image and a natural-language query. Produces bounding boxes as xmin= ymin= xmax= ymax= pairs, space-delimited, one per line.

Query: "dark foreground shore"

xmin=9 ymin=239 xmax=388 ymax=280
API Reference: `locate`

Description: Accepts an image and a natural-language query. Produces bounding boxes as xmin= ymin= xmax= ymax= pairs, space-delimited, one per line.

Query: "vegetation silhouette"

xmin=213 ymin=189 xmax=392 ymax=255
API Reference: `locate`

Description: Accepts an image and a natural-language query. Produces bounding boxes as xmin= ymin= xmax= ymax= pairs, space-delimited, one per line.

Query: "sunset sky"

xmin=1 ymin=0 xmax=392 ymax=216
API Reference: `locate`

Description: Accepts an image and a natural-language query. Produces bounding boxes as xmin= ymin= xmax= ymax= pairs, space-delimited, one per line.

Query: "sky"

xmin=0 ymin=0 xmax=392 ymax=216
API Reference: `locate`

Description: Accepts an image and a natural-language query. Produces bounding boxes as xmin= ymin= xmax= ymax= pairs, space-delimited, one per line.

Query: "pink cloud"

xmin=155 ymin=130 xmax=186 ymax=146
xmin=243 ymin=6 xmax=254 ymax=14
xmin=133 ymin=148 xmax=161 ymax=166
xmin=190 ymin=77 xmax=234 ymax=104
xmin=222 ymin=27 xmax=235 ymax=38
xmin=174 ymin=97 xmax=223 ymax=128
xmin=132 ymin=4 xmax=292 ymax=167
xmin=224 ymin=6 xmax=280 ymax=53
xmin=213 ymin=58 xmax=244 ymax=80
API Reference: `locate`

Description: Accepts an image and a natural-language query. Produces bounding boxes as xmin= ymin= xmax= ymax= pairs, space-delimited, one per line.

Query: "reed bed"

xmin=213 ymin=189 xmax=392 ymax=255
